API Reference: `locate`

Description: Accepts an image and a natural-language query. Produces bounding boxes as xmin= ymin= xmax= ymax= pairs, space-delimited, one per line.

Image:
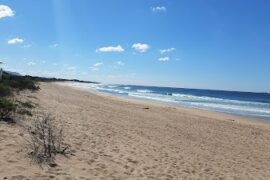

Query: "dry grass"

xmin=26 ymin=113 xmax=69 ymax=166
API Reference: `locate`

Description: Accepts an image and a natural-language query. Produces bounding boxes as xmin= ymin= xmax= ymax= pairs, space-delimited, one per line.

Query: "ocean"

xmin=67 ymin=82 xmax=270 ymax=121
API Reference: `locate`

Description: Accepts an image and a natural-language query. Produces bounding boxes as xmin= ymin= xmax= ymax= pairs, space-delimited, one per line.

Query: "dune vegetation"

xmin=0 ymin=72 xmax=39 ymax=122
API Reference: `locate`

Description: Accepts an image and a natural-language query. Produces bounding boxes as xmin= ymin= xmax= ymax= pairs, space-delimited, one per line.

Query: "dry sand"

xmin=1 ymin=82 xmax=270 ymax=180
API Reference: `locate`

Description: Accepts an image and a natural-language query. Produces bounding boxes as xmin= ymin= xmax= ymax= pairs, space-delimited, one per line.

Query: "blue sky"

xmin=0 ymin=0 xmax=270 ymax=92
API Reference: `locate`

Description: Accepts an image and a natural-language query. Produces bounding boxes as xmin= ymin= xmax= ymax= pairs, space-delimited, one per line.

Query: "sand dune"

xmin=1 ymin=82 xmax=270 ymax=179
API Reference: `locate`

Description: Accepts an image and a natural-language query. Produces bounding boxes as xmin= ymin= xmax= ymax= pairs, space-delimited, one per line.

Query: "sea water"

xmin=67 ymin=82 xmax=270 ymax=121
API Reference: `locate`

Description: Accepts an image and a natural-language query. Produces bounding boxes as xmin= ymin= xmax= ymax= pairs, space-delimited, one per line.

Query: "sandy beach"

xmin=1 ymin=82 xmax=270 ymax=180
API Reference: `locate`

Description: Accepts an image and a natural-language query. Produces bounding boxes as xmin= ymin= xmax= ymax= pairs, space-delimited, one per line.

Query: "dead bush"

xmin=26 ymin=113 xmax=69 ymax=165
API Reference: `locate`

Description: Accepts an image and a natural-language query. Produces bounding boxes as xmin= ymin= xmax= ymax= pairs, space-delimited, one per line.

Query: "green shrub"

xmin=1 ymin=72 xmax=39 ymax=92
xmin=0 ymin=97 xmax=16 ymax=120
xmin=0 ymin=83 xmax=12 ymax=96
xmin=3 ymin=78 xmax=39 ymax=91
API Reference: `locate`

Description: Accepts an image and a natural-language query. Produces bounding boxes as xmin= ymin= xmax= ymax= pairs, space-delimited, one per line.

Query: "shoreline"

xmin=57 ymin=82 xmax=270 ymax=126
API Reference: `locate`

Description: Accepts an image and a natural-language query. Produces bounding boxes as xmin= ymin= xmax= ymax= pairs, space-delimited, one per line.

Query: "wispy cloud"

xmin=67 ymin=66 xmax=76 ymax=71
xmin=27 ymin=62 xmax=36 ymax=66
xmin=93 ymin=62 xmax=103 ymax=67
xmin=90 ymin=62 xmax=103 ymax=71
xmin=96 ymin=45 xmax=124 ymax=52
xmin=8 ymin=38 xmax=24 ymax=44
xmin=152 ymin=6 xmax=167 ymax=12
xmin=117 ymin=61 xmax=124 ymax=65
xmin=49 ymin=43 xmax=59 ymax=48
xmin=160 ymin=48 xmax=175 ymax=54
xmin=90 ymin=67 xmax=99 ymax=71
xmin=0 ymin=5 xmax=14 ymax=19
xmin=158 ymin=57 xmax=170 ymax=62
xmin=0 ymin=58 xmax=7 ymax=63
xmin=22 ymin=44 xmax=32 ymax=48
xmin=132 ymin=43 xmax=150 ymax=53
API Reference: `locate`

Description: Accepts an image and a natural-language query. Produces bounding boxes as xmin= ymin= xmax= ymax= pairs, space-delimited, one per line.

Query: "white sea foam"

xmin=128 ymin=92 xmax=176 ymax=103
xmin=64 ymin=82 xmax=98 ymax=90
xmin=107 ymin=85 xmax=118 ymax=88
xmin=189 ymin=102 xmax=270 ymax=114
xmin=136 ymin=89 xmax=153 ymax=93
xmin=129 ymin=91 xmax=270 ymax=117
xmin=64 ymin=82 xmax=270 ymax=119
xmin=172 ymin=93 xmax=269 ymax=107
xmin=96 ymin=87 xmax=127 ymax=94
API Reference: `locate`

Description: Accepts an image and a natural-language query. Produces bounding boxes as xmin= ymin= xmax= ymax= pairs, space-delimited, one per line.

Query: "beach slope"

xmin=1 ymin=82 xmax=270 ymax=179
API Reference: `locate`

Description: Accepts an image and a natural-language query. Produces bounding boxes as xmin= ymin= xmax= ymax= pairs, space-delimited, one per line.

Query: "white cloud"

xmin=158 ymin=57 xmax=170 ymax=61
xmin=152 ymin=6 xmax=167 ymax=12
xmin=132 ymin=43 xmax=150 ymax=53
xmin=8 ymin=38 xmax=24 ymax=44
xmin=0 ymin=5 xmax=14 ymax=19
xmin=67 ymin=66 xmax=76 ymax=71
xmin=93 ymin=62 xmax=103 ymax=67
xmin=90 ymin=62 xmax=103 ymax=71
xmin=160 ymin=48 xmax=175 ymax=54
xmin=90 ymin=67 xmax=99 ymax=71
xmin=117 ymin=61 xmax=124 ymax=65
xmin=50 ymin=43 xmax=59 ymax=48
xmin=22 ymin=44 xmax=32 ymax=48
xmin=96 ymin=45 xmax=124 ymax=52
xmin=27 ymin=62 xmax=36 ymax=66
